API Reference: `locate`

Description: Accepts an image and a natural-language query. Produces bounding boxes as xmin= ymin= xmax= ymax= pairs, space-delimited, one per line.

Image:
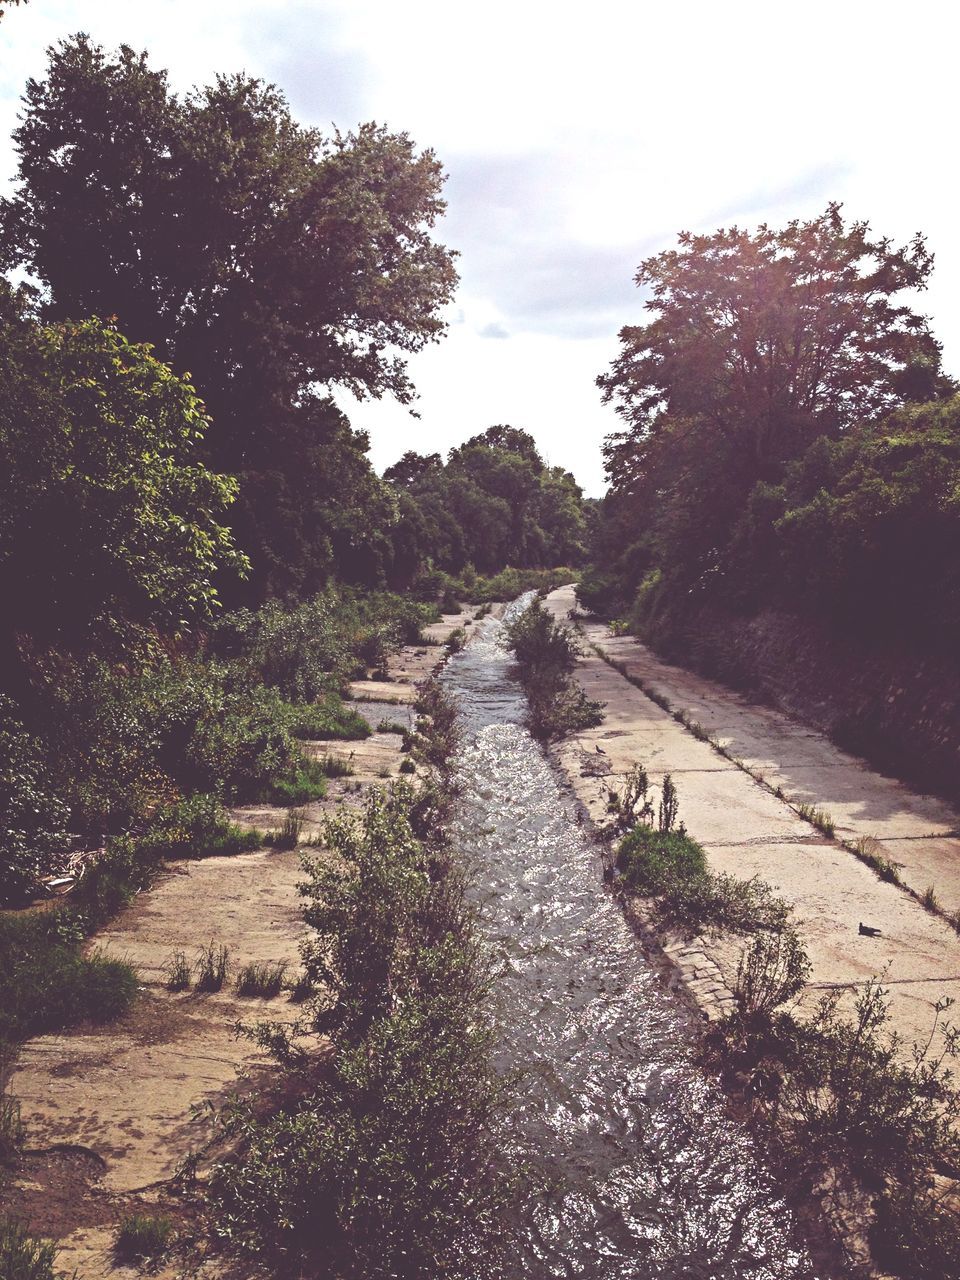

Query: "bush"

xmin=0 ymin=697 xmax=69 ymax=906
xmin=210 ymin=785 xmax=514 ymax=1276
xmin=0 ymin=1219 xmax=59 ymax=1280
xmin=235 ymin=961 xmax=288 ymax=998
xmin=0 ymin=912 xmax=138 ymax=1044
xmin=617 ymin=825 xmax=707 ymax=894
xmin=135 ymin=794 xmax=261 ymax=861
xmin=506 ymin=599 xmax=602 ymax=739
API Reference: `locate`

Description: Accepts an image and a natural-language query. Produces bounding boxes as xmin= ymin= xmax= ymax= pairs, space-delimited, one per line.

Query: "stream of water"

xmin=441 ymin=598 xmax=818 ymax=1280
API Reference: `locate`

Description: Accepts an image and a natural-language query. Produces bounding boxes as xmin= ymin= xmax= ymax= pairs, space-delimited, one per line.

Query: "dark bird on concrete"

xmin=859 ymin=922 xmax=881 ymax=937
xmin=595 ymin=744 xmax=606 ymax=754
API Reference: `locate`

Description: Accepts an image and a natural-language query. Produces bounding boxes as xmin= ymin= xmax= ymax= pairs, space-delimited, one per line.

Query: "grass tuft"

xmin=235 ymin=961 xmax=287 ymax=998
xmin=0 ymin=1219 xmax=58 ymax=1280
xmin=115 ymin=1214 xmax=173 ymax=1263
xmin=195 ymin=942 xmax=229 ymax=993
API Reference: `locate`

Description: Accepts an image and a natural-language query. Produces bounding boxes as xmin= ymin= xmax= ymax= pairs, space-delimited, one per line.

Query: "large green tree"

xmin=0 ymin=35 xmax=458 ymax=594
xmin=587 ymin=206 xmax=955 ymax=621
xmin=0 ymin=283 xmax=245 ymax=661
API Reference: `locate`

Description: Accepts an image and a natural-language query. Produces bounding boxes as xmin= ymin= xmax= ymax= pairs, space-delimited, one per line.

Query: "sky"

xmin=2 ymin=0 xmax=959 ymax=495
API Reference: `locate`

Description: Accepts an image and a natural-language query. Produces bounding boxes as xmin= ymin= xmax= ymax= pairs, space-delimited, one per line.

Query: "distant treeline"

xmin=580 ymin=205 xmax=960 ymax=657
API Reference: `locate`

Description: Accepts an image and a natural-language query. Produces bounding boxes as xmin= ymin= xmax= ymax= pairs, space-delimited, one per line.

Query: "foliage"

xmin=114 ymin=1214 xmax=173 ymax=1263
xmin=235 ymin=961 xmax=287 ymax=998
xmin=506 ymin=598 xmax=603 ymax=739
xmin=0 ymin=285 xmax=246 ymax=657
xmin=0 ymin=907 xmax=138 ymax=1045
xmin=0 ymin=1220 xmax=58 ymax=1280
xmin=0 ymin=696 xmax=68 ymax=905
xmin=387 ymin=428 xmax=587 ymax=579
xmin=708 ymin=983 xmax=960 ymax=1280
xmin=0 ymin=36 xmax=457 ymax=598
xmin=194 ymin=942 xmax=229 ymax=993
xmin=209 ymin=786 xmax=514 ymax=1276
xmin=585 ymin=206 xmax=959 ymax=660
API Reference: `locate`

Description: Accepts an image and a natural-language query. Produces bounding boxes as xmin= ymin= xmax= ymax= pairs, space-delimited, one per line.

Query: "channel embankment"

xmin=543 ymin=585 xmax=960 ymax=1052
xmin=2 ymin=609 xmax=474 ymax=1280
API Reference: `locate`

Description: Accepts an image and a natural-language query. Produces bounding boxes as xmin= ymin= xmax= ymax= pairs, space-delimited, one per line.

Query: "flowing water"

xmin=442 ymin=598 xmax=819 ymax=1280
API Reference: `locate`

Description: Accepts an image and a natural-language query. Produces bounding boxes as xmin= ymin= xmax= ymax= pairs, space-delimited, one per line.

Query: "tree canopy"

xmin=582 ymin=207 xmax=960 ymax=642
xmin=0 ymin=35 xmax=458 ymax=596
xmin=0 ymin=283 xmax=245 ymax=662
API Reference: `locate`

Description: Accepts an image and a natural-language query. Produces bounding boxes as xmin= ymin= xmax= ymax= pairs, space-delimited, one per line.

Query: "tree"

xmin=0 ymin=35 xmax=458 ymax=594
xmin=588 ymin=207 xmax=954 ymax=624
xmin=599 ymin=205 xmax=946 ymax=492
xmin=0 ymin=283 xmax=246 ymax=662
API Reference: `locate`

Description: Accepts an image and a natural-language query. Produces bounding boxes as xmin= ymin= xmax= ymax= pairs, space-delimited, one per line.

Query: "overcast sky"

xmin=2 ymin=0 xmax=959 ymax=494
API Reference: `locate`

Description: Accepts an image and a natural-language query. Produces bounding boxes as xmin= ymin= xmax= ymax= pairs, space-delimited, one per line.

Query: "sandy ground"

xmin=3 ymin=610 xmax=473 ymax=1279
xmin=543 ymin=585 xmax=960 ymax=1051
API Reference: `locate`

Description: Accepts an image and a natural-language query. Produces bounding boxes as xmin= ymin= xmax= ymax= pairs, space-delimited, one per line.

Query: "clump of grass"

xmin=0 ymin=1095 xmax=25 ymax=1164
xmin=138 ymin=794 xmax=261 ymax=860
xmin=268 ymin=809 xmax=304 ymax=850
xmin=288 ymin=970 xmax=313 ymax=1003
xmin=795 ymin=801 xmax=836 ymax=837
xmin=445 ymin=627 xmax=467 ymax=654
xmin=922 ymin=884 xmax=941 ymax=913
xmin=376 ymin=719 xmax=407 ymax=735
xmin=235 ymin=961 xmax=288 ymax=998
xmin=195 ymin=942 xmax=229 ymax=993
xmin=0 ymin=1219 xmax=58 ymax=1280
xmin=315 ymin=752 xmax=354 ymax=778
xmin=265 ymin=757 xmax=327 ymax=805
xmin=164 ymin=949 xmax=192 ymax=992
xmin=847 ymin=837 xmax=902 ymax=884
xmin=114 ymin=1214 xmax=173 ymax=1263
xmin=398 ymin=758 xmax=416 ymax=775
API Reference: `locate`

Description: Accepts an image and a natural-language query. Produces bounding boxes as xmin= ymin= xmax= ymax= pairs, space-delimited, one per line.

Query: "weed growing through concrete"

xmin=235 ymin=961 xmax=287 ymax=998
xmin=0 ymin=1218 xmax=59 ymax=1280
xmin=194 ymin=943 xmax=229 ymax=992
xmin=164 ymin=949 xmax=191 ymax=992
xmin=114 ymin=1214 xmax=173 ymax=1263
xmin=268 ymin=809 xmax=303 ymax=850
xmin=795 ymin=802 xmax=836 ymax=837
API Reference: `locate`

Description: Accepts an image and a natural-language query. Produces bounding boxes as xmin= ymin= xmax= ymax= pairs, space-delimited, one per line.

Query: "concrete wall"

xmin=657 ymin=607 xmax=960 ymax=804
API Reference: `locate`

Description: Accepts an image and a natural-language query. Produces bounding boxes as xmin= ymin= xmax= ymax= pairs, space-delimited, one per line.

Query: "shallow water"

xmin=442 ymin=598 xmax=818 ymax=1279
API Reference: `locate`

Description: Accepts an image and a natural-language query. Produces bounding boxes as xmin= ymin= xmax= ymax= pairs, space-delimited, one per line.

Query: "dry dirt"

xmin=543 ymin=585 xmax=960 ymax=1049
xmin=2 ymin=611 xmax=473 ymax=1279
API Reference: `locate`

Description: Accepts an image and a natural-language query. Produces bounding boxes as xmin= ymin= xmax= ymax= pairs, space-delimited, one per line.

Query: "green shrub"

xmin=285 ymin=698 xmax=370 ymax=741
xmin=268 ymin=810 xmax=304 ymax=851
xmin=114 ymin=1214 xmax=173 ymax=1263
xmin=617 ymin=825 xmax=707 ymax=895
xmin=0 ymin=697 xmax=69 ymax=906
xmin=0 ymin=1219 xmax=59 ymax=1280
xmin=264 ymin=759 xmax=327 ymax=806
xmin=136 ymin=795 xmax=261 ymax=861
xmin=210 ymin=786 xmax=513 ymax=1276
xmin=506 ymin=599 xmax=602 ymax=739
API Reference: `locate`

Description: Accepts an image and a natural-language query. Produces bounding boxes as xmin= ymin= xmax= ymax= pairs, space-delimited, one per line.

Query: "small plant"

xmin=268 ymin=809 xmax=304 ymax=850
xmin=377 ymin=766 xmax=391 ymax=779
xmin=288 ymin=970 xmax=313 ymax=1003
xmin=658 ymin=774 xmax=679 ymax=833
xmin=315 ymin=752 xmax=354 ymax=778
xmin=115 ymin=1213 xmax=173 ymax=1263
xmin=0 ymin=1094 xmax=25 ymax=1164
xmin=164 ymin=949 xmax=192 ymax=992
xmin=235 ymin=961 xmax=288 ymax=998
xmin=445 ymin=627 xmax=467 ymax=654
xmin=795 ymin=801 xmax=836 ymax=837
xmin=606 ymin=763 xmax=654 ymax=834
xmin=733 ymin=929 xmax=811 ymax=1019
xmin=375 ymin=719 xmax=407 ymax=735
xmin=399 ymin=758 xmax=416 ymax=774
xmin=195 ymin=942 xmax=229 ymax=992
xmin=0 ymin=1218 xmax=58 ymax=1280
xmin=266 ymin=757 xmax=327 ymax=805
xmin=922 ymin=884 xmax=941 ymax=913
